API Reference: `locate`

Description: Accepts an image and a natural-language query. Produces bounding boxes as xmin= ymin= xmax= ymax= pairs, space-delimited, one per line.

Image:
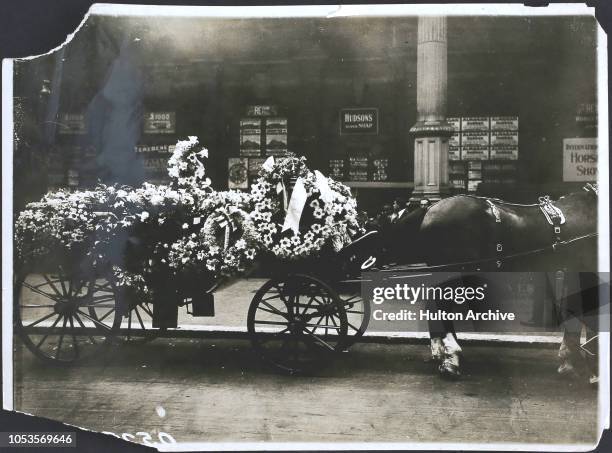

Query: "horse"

xmin=346 ymin=184 xmax=600 ymax=381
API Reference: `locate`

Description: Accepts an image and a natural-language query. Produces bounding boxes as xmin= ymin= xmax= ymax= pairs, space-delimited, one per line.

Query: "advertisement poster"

xmin=265 ymin=118 xmax=288 ymax=156
xmin=490 ymin=130 xmax=519 ymax=160
xmin=144 ymin=112 xmax=176 ymax=134
xmin=461 ymin=116 xmax=489 ymax=131
xmin=563 ymin=138 xmax=597 ymax=181
xmin=240 ymin=119 xmax=262 ymax=157
xmin=490 ymin=116 xmax=519 ymax=131
xmin=462 ymin=145 xmax=489 ymax=160
xmin=228 ymin=157 xmax=249 ymax=189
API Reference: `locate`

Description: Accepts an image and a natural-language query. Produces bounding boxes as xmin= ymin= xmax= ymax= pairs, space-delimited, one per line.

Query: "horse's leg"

xmin=430 ymin=276 xmax=463 ymax=378
xmin=556 ymin=271 xmax=588 ymax=377
xmin=578 ymin=272 xmax=600 ymax=384
xmin=558 ymin=321 xmax=583 ymax=376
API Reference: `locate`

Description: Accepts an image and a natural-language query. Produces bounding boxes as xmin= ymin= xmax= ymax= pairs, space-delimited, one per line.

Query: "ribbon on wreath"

xmin=264 ymin=156 xmax=340 ymax=235
xmin=204 ymin=211 xmax=233 ymax=250
xmin=314 ymin=170 xmax=335 ymax=204
xmin=282 ymin=177 xmax=307 ymax=233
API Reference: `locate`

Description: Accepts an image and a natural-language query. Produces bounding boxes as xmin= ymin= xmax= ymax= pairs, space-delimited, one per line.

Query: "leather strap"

xmin=538 ymin=195 xmax=565 ymax=247
xmin=486 ymin=199 xmax=503 ymax=269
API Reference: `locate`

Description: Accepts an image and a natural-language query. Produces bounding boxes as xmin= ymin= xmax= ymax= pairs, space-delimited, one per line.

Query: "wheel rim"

xmin=248 ymin=275 xmax=348 ymax=374
xmin=15 ymin=269 xmax=121 ymax=364
xmin=337 ymin=283 xmax=371 ymax=349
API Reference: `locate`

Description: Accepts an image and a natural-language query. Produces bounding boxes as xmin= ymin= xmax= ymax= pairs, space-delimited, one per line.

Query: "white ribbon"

xmin=262 ymin=156 xmax=275 ymax=171
xmin=282 ymin=177 xmax=307 ymax=234
xmin=314 ymin=170 xmax=335 ymax=204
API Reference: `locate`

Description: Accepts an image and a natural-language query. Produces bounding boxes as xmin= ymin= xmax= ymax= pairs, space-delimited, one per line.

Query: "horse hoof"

xmin=438 ymin=361 xmax=461 ymax=379
xmin=557 ymin=361 xmax=577 ymax=377
xmin=430 ymin=338 xmax=445 ymax=362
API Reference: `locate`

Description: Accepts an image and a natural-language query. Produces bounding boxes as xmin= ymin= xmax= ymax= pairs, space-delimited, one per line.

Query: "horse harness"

xmin=480 ymin=184 xmax=598 ymax=269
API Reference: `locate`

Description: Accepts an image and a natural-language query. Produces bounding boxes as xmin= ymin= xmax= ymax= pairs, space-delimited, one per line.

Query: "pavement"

xmin=11 ymin=277 xmax=600 ymax=448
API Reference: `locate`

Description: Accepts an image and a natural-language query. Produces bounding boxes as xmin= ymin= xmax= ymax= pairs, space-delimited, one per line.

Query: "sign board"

xmin=340 ymin=108 xmax=379 ymax=135
xmin=461 ymin=117 xmax=489 ymax=131
xmin=371 ymin=158 xmax=389 ymax=181
xmin=265 ymin=118 xmax=288 ymax=156
xmin=490 ymin=130 xmax=519 ymax=160
xmin=576 ymin=103 xmax=597 ymax=125
xmin=490 ymin=145 xmax=518 ymax=160
xmin=563 ymin=138 xmax=597 ymax=182
xmin=329 ymin=159 xmax=346 ymax=180
xmin=228 ymin=158 xmax=249 ymax=189
xmin=449 ymin=133 xmax=461 ymax=160
xmin=247 ymin=105 xmax=279 ymax=117
xmin=462 ymin=131 xmax=490 ymax=147
xmin=490 ymin=116 xmax=519 ymax=131
xmin=58 ymin=113 xmax=86 ymax=134
xmin=490 ymin=130 xmax=518 ymax=147
xmin=348 ymin=155 xmax=369 ymax=181
xmin=447 ymin=117 xmax=461 ymax=131
xmin=135 ymin=144 xmax=175 ymax=154
xmin=240 ymin=119 xmax=262 ymax=157
xmin=462 ymin=145 xmax=489 ymax=160
xmin=144 ymin=112 xmax=175 ymax=134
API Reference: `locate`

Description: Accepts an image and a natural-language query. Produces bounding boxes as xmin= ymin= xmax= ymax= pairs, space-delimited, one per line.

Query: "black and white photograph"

xmin=2 ymin=3 xmax=610 ymax=451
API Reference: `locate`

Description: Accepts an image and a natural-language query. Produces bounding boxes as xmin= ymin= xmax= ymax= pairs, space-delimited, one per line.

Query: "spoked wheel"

xmin=14 ymin=267 xmax=121 ymax=364
xmin=117 ymin=298 xmax=166 ymax=344
xmin=247 ymin=274 xmax=348 ymax=374
xmin=336 ymin=282 xmax=371 ymax=349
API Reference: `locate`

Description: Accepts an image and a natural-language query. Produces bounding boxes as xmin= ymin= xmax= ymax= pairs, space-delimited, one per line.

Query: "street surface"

xmin=13 ymin=336 xmax=598 ymax=447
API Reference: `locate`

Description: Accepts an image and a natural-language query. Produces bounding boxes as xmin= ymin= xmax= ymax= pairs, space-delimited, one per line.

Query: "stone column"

xmin=410 ymin=16 xmax=453 ymax=202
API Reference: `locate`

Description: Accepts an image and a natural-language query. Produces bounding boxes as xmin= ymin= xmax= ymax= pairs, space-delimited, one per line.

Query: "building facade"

xmin=13 ymin=14 xmax=599 ymax=214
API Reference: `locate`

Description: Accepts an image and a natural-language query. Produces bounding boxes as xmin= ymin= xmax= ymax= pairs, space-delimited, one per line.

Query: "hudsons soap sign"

xmin=340 ymin=108 xmax=379 ymax=135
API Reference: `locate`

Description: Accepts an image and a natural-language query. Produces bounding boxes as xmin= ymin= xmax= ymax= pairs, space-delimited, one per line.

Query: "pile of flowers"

xmin=167 ymin=136 xmax=212 ymax=189
xmin=165 ymin=190 xmax=258 ymax=277
xmin=15 ymin=138 xmax=362 ymax=293
xmin=15 ymin=187 xmax=110 ymax=264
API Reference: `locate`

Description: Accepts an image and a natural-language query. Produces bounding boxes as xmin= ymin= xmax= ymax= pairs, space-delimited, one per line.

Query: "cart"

xmin=13 ymin=240 xmax=372 ymax=374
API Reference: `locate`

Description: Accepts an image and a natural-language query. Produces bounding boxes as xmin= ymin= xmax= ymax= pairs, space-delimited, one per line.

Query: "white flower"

xmin=139 ymin=211 xmax=150 ymax=221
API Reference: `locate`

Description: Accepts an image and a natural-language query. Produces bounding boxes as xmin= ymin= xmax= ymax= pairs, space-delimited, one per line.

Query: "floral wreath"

xmin=166 ymin=204 xmax=259 ymax=277
xmin=249 ymin=154 xmax=361 ymax=260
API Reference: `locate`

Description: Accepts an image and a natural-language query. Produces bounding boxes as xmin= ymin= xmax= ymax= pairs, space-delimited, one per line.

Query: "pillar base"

xmin=409 ymin=185 xmax=451 ymax=204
